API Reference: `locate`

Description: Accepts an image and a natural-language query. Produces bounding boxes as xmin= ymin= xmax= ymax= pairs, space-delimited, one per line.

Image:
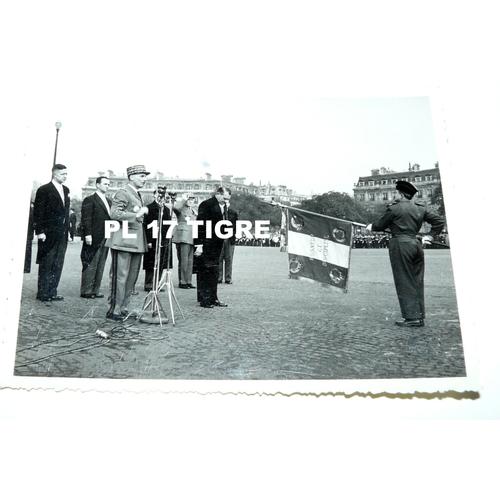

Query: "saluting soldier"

xmin=366 ymin=180 xmax=445 ymax=327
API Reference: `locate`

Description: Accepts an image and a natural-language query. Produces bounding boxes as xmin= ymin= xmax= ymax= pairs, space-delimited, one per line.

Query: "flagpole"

xmin=262 ymin=200 xmax=366 ymax=227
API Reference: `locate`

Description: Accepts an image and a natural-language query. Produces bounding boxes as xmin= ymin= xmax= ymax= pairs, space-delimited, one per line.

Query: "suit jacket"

xmin=80 ymin=193 xmax=112 ymax=246
xmin=194 ymin=196 xmax=226 ymax=261
xmin=105 ymin=185 xmax=147 ymax=253
xmin=172 ymin=201 xmax=197 ymax=245
xmin=226 ymin=206 xmax=238 ymax=245
xmin=80 ymin=192 xmax=112 ymax=269
xmin=33 ymin=181 xmax=70 ymax=262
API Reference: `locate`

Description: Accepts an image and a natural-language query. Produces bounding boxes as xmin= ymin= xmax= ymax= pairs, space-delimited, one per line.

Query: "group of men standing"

xmin=30 ymin=165 xmax=445 ymax=328
xmin=31 ymin=164 xmax=238 ymax=320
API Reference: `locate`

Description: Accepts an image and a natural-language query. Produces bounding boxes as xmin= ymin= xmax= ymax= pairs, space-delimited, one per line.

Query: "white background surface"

xmin=1 ymin=0 xmax=499 ymax=498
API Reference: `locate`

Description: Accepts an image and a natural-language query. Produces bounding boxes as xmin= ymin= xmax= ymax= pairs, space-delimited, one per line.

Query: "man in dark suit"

xmin=33 ymin=164 xmax=70 ymax=302
xmin=367 ymin=180 xmax=445 ymax=327
xmin=194 ymin=187 xmax=229 ymax=308
xmin=80 ymin=176 xmax=112 ymax=299
xmin=142 ymin=188 xmax=172 ymax=291
xmin=218 ymin=189 xmax=238 ymax=284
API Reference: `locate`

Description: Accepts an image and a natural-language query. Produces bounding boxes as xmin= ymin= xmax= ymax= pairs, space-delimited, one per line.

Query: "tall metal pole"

xmin=53 ymin=122 xmax=62 ymax=166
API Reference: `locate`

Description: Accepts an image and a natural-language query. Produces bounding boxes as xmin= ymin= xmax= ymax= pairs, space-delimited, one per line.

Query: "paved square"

xmin=14 ymin=244 xmax=466 ymax=379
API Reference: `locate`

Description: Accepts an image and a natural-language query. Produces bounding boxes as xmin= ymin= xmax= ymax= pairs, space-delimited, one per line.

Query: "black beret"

xmin=395 ymin=180 xmax=418 ymax=196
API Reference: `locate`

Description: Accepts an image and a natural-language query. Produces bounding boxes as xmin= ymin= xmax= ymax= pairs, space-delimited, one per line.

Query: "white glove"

xmin=365 ymin=224 xmax=373 ymax=231
xmin=421 ymin=235 xmax=433 ymax=246
xmin=85 ymin=235 xmax=92 ymax=245
xmin=194 ymin=244 xmax=203 ymax=256
xmin=37 ymin=233 xmax=46 ymax=242
xmin=136 ymin=206 xmax=149 ymax=218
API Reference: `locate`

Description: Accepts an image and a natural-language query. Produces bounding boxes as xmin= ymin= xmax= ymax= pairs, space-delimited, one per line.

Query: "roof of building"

xmin=356 ymin=167 xmax=439 ymax=183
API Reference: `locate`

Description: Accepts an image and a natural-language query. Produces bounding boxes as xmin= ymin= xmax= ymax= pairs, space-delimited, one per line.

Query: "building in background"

xmin=353 ymin=163 xmax=441 ymax=207
xmin=81 ymin=171 xmax=308 ymax=206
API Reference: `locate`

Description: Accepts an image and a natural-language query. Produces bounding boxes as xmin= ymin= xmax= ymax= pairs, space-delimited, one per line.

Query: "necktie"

xmin=223 ymin=203 xmax=228 ymax=219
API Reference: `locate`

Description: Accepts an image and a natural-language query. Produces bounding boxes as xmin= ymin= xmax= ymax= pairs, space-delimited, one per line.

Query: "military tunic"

xmin=372 ymin=199 xmax=445 ymax=320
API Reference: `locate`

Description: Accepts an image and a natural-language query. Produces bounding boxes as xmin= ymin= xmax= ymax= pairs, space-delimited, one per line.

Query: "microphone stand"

xmin=138 ymin=198 xmax=184 ymax=326
xmin=157 ymin=210 xmax=185 ymax=325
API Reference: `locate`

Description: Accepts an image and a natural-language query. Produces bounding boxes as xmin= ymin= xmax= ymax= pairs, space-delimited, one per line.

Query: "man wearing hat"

xmin=366 ymin=180 xmax=445 ymax=327
xmin=105 ymin=165 xmax=150 ymax=320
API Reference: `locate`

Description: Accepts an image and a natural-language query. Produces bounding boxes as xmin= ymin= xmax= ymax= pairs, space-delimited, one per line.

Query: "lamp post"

xmin=53 ymin=121 xmax=62 ymax=166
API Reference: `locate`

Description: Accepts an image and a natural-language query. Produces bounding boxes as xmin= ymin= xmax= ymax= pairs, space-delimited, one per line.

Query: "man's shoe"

xmin=93 ymin=293 xmax=105 ymax=298
xmin=217 ymin=280 xmax=223 ymax=284
xmin=179 ymin=284 xmax=189 ymax=289
xmin=395 ymin=319 xmax=424 ymax=327
xmin=106 ymin=312 xmax=123 ymax=321
xmin=80 ymin=293 xmax=95 ymax=299
xmin=225 ymin=280 xmax=232 ymax=284
xmin=121 ymin=310 xmax=137 ymax=319
xmin=37 ymin=296 xmax=52 ymax=302
xmin=144 ymin=287 xmax=152 ymax=292
xmin=51 ymin=295 xmax=64 ymax=301
xmin=213 ymin=300 xmax=228 ymax=307
xmin=200 ymin=303 xmax=215 ymax=308
xmin=187 ymin=284 xmax=196 ymax=289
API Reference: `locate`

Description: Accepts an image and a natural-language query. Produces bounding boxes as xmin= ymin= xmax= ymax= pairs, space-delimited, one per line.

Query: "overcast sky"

xmin=10 ymin=1 xmax=440 ymax=199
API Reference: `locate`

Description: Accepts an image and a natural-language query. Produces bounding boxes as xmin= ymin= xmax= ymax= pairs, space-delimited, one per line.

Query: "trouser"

xmin=80 ymin=243 xmax=109 ymax=295
xmin=197 ymin=255 xmax=221 ymax=305
xmin=218 ymin=240 xmax=235 ymax=282
xmin=37 ymin=238 xmax=67 ymax=299
xmin=388 ymin=237 xmax=425 ymax=320
xmin=176 ymin=243 xmax=194 ymax=285
xmin=108 ymin=250 xmax=142 ymax=314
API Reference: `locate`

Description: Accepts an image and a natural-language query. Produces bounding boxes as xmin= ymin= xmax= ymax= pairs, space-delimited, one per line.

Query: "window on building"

xmin=392 ymin=179 xmax=397 ymax=184
xmin=359 ymin=194 xmax=365 ymax=201
xmin=425 ymin=175 xmax=432 ymax=181
xmin=369 ymin=193 xmax=375 ymax=201
xmin=383 ymin=192 xmax=388 ymax=200
xmin=117 ymin=182 xmax=123 ymax=187
xmin=415 ymin=176 xmax=422 ymax=182
xmin=417 ymin=191 xmax=423 ymax=198
xmin=381 ymin=180 xmax=387 ymax=185
xmin=368 ymin=181 xmax=374 ymax=186
xmin=358 ymin=181 xmax=365 ymax=186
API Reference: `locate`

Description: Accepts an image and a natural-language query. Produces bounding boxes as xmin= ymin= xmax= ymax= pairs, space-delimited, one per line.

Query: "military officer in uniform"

xmin=106 ymin=165 xmax=150 ymax=320
xmin=366 ymin=180 xmax=445 ymax=327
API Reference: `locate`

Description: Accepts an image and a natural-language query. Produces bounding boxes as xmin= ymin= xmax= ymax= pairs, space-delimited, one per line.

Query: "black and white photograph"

xmin=9 ymin=95 xmax=469 ymax=386
xmin=1 ymin=1 xmax=499 ymax=498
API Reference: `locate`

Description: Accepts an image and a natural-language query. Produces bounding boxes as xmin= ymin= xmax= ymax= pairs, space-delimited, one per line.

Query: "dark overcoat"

xmin=33 ymin=182 xmax=70 ymax=263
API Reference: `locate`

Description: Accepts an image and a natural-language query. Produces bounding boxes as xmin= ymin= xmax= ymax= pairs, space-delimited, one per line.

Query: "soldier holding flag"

xmin=366 ymin=180 xmax=445 ymax=327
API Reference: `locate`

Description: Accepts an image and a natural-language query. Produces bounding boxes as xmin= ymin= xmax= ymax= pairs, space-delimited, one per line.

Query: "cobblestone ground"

xmin=13 ymin=243 xmax=466 ymax=379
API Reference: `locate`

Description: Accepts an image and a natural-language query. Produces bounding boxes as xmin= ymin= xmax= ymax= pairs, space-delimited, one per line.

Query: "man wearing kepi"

xmin=33 ymin=164 xmax=70 ymax=302
xmin=80 ymin=176 xmax=112 ymax=299
xmin=105 ymin=165 xmax=149 ymax=320
xmin=366 ymin=180 xmax=445 ymax=327
xmin=194 ymin=187 xmax=229 ymax=308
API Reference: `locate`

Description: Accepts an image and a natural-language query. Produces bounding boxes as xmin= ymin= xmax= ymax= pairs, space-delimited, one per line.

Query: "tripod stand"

xmin=138 ymin=200 xmax=184 ymax=326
